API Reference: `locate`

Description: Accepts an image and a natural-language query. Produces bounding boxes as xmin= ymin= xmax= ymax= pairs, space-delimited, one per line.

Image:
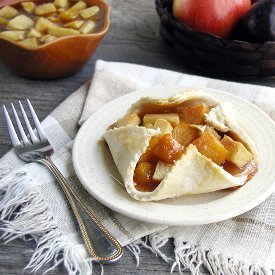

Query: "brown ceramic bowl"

xmin=0 ymin=0 xmax=110 ymax=79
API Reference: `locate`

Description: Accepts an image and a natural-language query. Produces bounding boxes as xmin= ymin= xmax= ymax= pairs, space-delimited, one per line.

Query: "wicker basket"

xmin=155 ymin=0 xmax=275 ymax=79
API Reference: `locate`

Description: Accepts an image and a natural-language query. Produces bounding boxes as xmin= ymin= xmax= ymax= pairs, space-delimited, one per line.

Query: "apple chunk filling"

xmin=0 ymin=0 xmax=103 ymax=46
xmin=122 ymin=103 xmax=256 ymax=192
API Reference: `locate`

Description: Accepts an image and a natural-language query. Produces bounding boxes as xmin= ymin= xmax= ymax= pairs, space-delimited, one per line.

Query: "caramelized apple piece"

xmin=79 ymin=6 xmax=100 ymax=19
xmin=0 ymin=6 xmax=18 ymax=19
xmin=21 ymin=2 xmax=35 ymax=14
xmin=138 ymin=136 xmax=160 ymax=163
xmin=19 ymin=37 xmax=37 ymax=47
xmin=152 ymin=134 xmax=185 ymax=164
xmin=48 ymin=25 xmax=79 ymax=37
xmin=79 ymin=20 xmax=96 ymax=33
xmin=154 ymin=119 xmax=173 ymax=134
xmin=0 ymin=16 xmax=8 ymax=25
xmin=7 ymin=15 xmax=34 ymax=30
xmin=35 ymin=3 xmax=57 ymax=16
xmin=192 ymin=132 xmax=227 ymax=165
xmin=70 ymin=1 xmax=87 ymax=11
xmin=180 ymin=104 xmax=210 ymax=125
xmin=59 ymin=9 xmax=78 ymax=22
xmin=28 ymin=28 xmax=42 ymax=38
xmin=134 ymin=162 xmax=156 ymax=184
xmin=0 ymin=30 xmax=25 ymax=41
xmin=134 ymin=162 xmax=160 ymax=192
xmin=64 ymin=20 xmax=84 ymax=29
xmin=47 ymin=15 xmax=60 ymax=23
xmin=221 ymin=135 xmax=253 ymax=168
xmin=54 ymin=0 xmax=69 ymax=8
xmin=172 ymin=122 xmax=200 ymax=146
xmin=35 ymin=17 xmax=53 ymax=32
xmin=143 ymin=113 xmax=180 ymax=127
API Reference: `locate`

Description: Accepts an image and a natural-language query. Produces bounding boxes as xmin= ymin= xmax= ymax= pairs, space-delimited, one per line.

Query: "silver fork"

xmin=3 ymin=100 xmax=123 ymax=263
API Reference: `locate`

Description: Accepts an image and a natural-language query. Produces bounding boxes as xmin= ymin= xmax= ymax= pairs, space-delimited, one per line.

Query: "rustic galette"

xmin=104 ymin=89 xmax=258 ymax=201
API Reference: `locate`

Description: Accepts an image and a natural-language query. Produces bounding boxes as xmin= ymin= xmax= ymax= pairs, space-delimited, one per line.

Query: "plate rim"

xmin=73 ymin=86 xmax=275 ymax=225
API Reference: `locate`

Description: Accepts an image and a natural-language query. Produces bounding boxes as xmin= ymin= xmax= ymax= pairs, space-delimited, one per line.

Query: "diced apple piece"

xmin=0 ymin=30 xmax=25 ymax=41
xmin=204 ymin=126 xmax=221 ymax=140
xmin=143 ymin=113 xmax=180 ymax=127
xmin=221 ymin=135 xmax=253 ymax=168
xmin=28 ymin=28 xmax=42 ymax=38
xmin=71 ymin=1 xmax=87 ymax=11
xmin=180 ymin=104 xmax=210 ymax=125
xmin=152 ymin=134 xmax=184 ymax=164
xmin=192 ymin=132 xmax=227 ymax=165
xmin=19 ymin=37 xmax=37 ymax=47
xmin=59 ymin=9 xmax=79 ymax=22
xmin=0 ymin=16 xmax=8 ymax=25
xmin=35 ymin=3 xmax=56 ymax=16
xmin=79 ymin=6 xmax=100 ymax=19
xmin=138 ymin=136 xmax=160 ymax=163
xmin=54 ymin=0 xmax=69 ymax=8
xmin=48 ymin=25 xmax=79 ymax=37
xmin=0 ymin=6 xmax=18 ymax=19
xmin=172 ymin=122 xmax=200 ymax=147
xmin=40 ymin=34 xmax=57 ymax=44
xmin=64 ymin=20 xmax=84 ymax=29
xmin=154 ymin=119 xmax=173 ymax=134
xmin=47 ymin=15 xmax=60 ymax=22
xmin=7 ymin=15 xmax=34 ymax=30
xmin=35 ymin=17 xmax=53 ymax=32
xmin=115 ymin=112 xmax=141 ymax=127
xmin=79 ymin=20 xmax=96 ymax=34
xmin=152 ymin=161 xmax=172 ymax=181
xmin=21 ymin=2 xmax=35 ymax=14
xmin=134 ymin=162 xmax=159 ymax=192
xmin=134 ymin=162 xmax=156 ymax=184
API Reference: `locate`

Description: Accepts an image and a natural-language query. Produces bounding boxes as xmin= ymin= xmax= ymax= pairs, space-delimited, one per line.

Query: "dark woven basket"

xmin=155 ymin=0 xmax=275 ymax=79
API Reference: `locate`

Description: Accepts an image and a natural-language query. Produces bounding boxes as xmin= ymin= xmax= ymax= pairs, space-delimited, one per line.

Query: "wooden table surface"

xmin=0 ymin=0 xmax=275 ymax=274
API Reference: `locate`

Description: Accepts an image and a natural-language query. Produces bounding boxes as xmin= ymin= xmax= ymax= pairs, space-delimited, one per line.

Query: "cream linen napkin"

xmin=0 ymin=60 xmax=274 ymax=275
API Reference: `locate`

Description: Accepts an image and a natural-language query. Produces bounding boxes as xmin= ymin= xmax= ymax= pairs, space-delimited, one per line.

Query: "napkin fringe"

xmin=0 ymin=168 xmax=98 ymax=275
xmin=171 ymin=239 xmax=271 ymax=275
xmin=127 ymin=232 xmax=271 ymax=275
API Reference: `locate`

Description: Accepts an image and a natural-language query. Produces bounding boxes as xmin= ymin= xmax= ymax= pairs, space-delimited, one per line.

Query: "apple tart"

xmin=104 ymin=89 xmax=258 ymax=201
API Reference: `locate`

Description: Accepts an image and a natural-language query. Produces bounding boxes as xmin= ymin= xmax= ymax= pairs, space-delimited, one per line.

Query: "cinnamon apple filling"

xmin=122 ymin=103 xmax=257 ymax=192
xmin=104 ymin=90 xmax=258 ymax=201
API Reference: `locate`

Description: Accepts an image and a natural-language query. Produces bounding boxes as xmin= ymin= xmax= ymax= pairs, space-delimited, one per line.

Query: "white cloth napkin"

xmin=0 ymin=60 xmax=274 ymax=275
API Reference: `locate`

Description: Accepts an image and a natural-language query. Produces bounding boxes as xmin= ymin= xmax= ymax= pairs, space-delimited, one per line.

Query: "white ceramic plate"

xmin=73 ymin=87 xmax=275 ymax=225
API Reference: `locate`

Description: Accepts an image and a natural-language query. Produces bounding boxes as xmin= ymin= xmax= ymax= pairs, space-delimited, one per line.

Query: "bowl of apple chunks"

xmin=0 ymin=0 xmax=110 ymax=79
xmin=117 ymin=103 xmax=257 ymax=193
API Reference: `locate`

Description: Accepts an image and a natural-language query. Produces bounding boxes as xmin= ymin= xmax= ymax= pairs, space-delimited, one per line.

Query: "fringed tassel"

xmin=172 ymin=240 xmax=273 ymax=275
xmin=0 ymin=168 xmax=95 ymax=275
xmin=148 ymin=232 xmax=173 ymax=262
xmin=126 ymin=240 xmax=142 ymax=266
xmin=126 ymin=232 xmax=173 ymax=267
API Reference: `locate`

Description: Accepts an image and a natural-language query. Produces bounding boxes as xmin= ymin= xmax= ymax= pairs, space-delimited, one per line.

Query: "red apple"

xmin=173 ymin=0 xmax=251 ymax=39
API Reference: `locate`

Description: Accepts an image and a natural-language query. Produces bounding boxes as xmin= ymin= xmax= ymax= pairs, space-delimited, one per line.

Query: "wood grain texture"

xmin=0 ymin=0 xmax=275 ymax=274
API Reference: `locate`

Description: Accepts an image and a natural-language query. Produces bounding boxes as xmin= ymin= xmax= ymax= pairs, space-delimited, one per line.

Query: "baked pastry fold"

xmin=104 ymin=89 xmax=257 ymax=201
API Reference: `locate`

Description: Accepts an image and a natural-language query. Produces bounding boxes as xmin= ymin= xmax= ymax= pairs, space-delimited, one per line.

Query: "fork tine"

xmin=27 ymin=99 xmax=47 ymax=141
xmin=3 ymin=105 xmax=21 ymax=146
xmin=18 ymin=101 xmax=39 ymax=144
xmin=11 ymin=103 xmax=31 ymax=146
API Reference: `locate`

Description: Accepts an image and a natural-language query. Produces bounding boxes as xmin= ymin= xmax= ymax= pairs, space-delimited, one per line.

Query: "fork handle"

xmin=38 ymin=157 xmax=123 ymax=263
